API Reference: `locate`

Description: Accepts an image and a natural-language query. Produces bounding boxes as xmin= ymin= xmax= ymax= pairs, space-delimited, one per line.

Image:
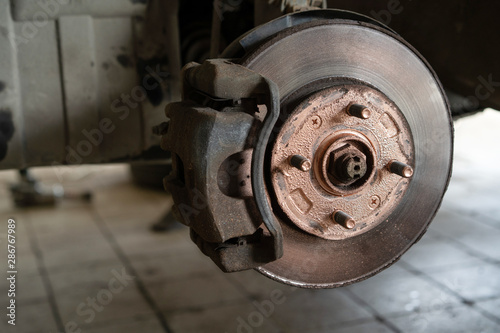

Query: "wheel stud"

xmin=290 ymin=155 xmax=311 ymax=172
xmin=347 ymin=104 xmax=371 ymax=119
xmin=387 ymin=160 xmax=414 ymax=178
xmin=332 ymin=210 xmax=356 ymax=229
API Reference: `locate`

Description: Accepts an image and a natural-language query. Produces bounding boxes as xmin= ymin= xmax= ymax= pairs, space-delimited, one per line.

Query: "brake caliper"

xmin=161 ymin=59 xmax=283 ymax=272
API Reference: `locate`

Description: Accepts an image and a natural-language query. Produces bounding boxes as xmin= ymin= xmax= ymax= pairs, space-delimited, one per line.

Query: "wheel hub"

xmin=316 ymin=129 xmax=376 ymax=194
xmin=162 ymin=10 xmax=453 ymax=288
xmin=240 ymin=15 xmax=452 ymax=287
xmin=271 ymin=84 xmax=414 ymax=240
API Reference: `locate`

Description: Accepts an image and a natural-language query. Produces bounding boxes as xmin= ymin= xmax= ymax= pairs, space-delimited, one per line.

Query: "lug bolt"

xmin=387 ymin=160 xmax=414 ymax=178
xmin=290 ymin=155 xmax=311 ymax=172
xmin=347 ymin=104 xmax=371 ymax=119
xmin=332 ymin=210 xmax=356 ymax=229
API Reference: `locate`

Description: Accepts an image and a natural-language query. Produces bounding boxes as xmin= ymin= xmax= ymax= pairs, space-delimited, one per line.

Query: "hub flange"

xmin=270 ymin=84 xmax=414 ymax=240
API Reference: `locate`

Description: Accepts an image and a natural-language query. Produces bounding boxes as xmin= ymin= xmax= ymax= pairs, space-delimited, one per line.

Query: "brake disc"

xmin=162 ymin=10 xmax=453 ymax=288
xmin=237 ymin=15 xmax=453 ymax=288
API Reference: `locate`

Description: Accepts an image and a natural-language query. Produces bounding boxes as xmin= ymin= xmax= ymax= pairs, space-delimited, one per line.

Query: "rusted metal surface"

xmin=254 ymin=1 xmax=500 ymax=116
xmin=162 ymin=59 xmax=283 ymax=272
xmin=316 ymin=129 xmax=376 ymax=195
xmin=162 ymin=101 xmax=259 ymax=243
xmin=162 ymin=10 xmax=453 ymax=287
xmin=223 ymin=9 xmax=394 ymax=59
xmin=239 ymin=12 xmax=453 ymax=288
xmin=388 ymin=160 xmax=414 ymax=178
xmin=270 ymin=85 xmax=414 ymax=240
xmin=326 ymin=0 xmax=500 ymax=114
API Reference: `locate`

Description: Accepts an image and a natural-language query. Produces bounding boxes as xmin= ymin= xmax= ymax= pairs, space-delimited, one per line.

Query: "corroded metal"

xmin=240 ymin=13 xmax=453 ymax=288
xmin=270 ymin=84 xmax=414 ymax=240
xmin=332 ymin=210 xmax=356 ymax=229
xmin=162 ymin=59 xmax=283 ymax=272
xmin=290 ymin=155 xmax=311 ymax=172
xmin=162 ymin=10 xmax=453 ymax=288
xmin=315 ymin=129 xmax=377 ymax=195
xmin=388 ymin=160 xmax=414 ymax=178
xmin=347 ymin=103 xmax=371 ymax=119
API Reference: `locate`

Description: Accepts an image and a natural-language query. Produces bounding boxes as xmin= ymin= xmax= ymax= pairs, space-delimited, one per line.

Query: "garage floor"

xmin=1 ymin=109 xmax=500 ymax=333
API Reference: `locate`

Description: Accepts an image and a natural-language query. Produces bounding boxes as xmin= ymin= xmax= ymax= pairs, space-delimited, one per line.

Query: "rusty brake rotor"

xmin=238 ymin=13 xmax=453 ymax=288
xmin=162 ymin=10 xmax=453 ymax=288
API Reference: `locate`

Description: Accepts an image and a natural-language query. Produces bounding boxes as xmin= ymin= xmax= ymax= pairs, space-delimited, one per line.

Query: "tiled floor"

xmin=1 ymin=109 xmax=500 ymax=333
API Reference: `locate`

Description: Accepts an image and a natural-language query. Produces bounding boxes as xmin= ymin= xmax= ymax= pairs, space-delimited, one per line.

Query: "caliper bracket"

xmin=161 ymin=59 xmax=283 ymax=272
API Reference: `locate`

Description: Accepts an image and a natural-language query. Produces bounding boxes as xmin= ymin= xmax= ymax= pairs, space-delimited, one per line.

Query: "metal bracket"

xmin=162 ymin=59 xmax=283 ymax=272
